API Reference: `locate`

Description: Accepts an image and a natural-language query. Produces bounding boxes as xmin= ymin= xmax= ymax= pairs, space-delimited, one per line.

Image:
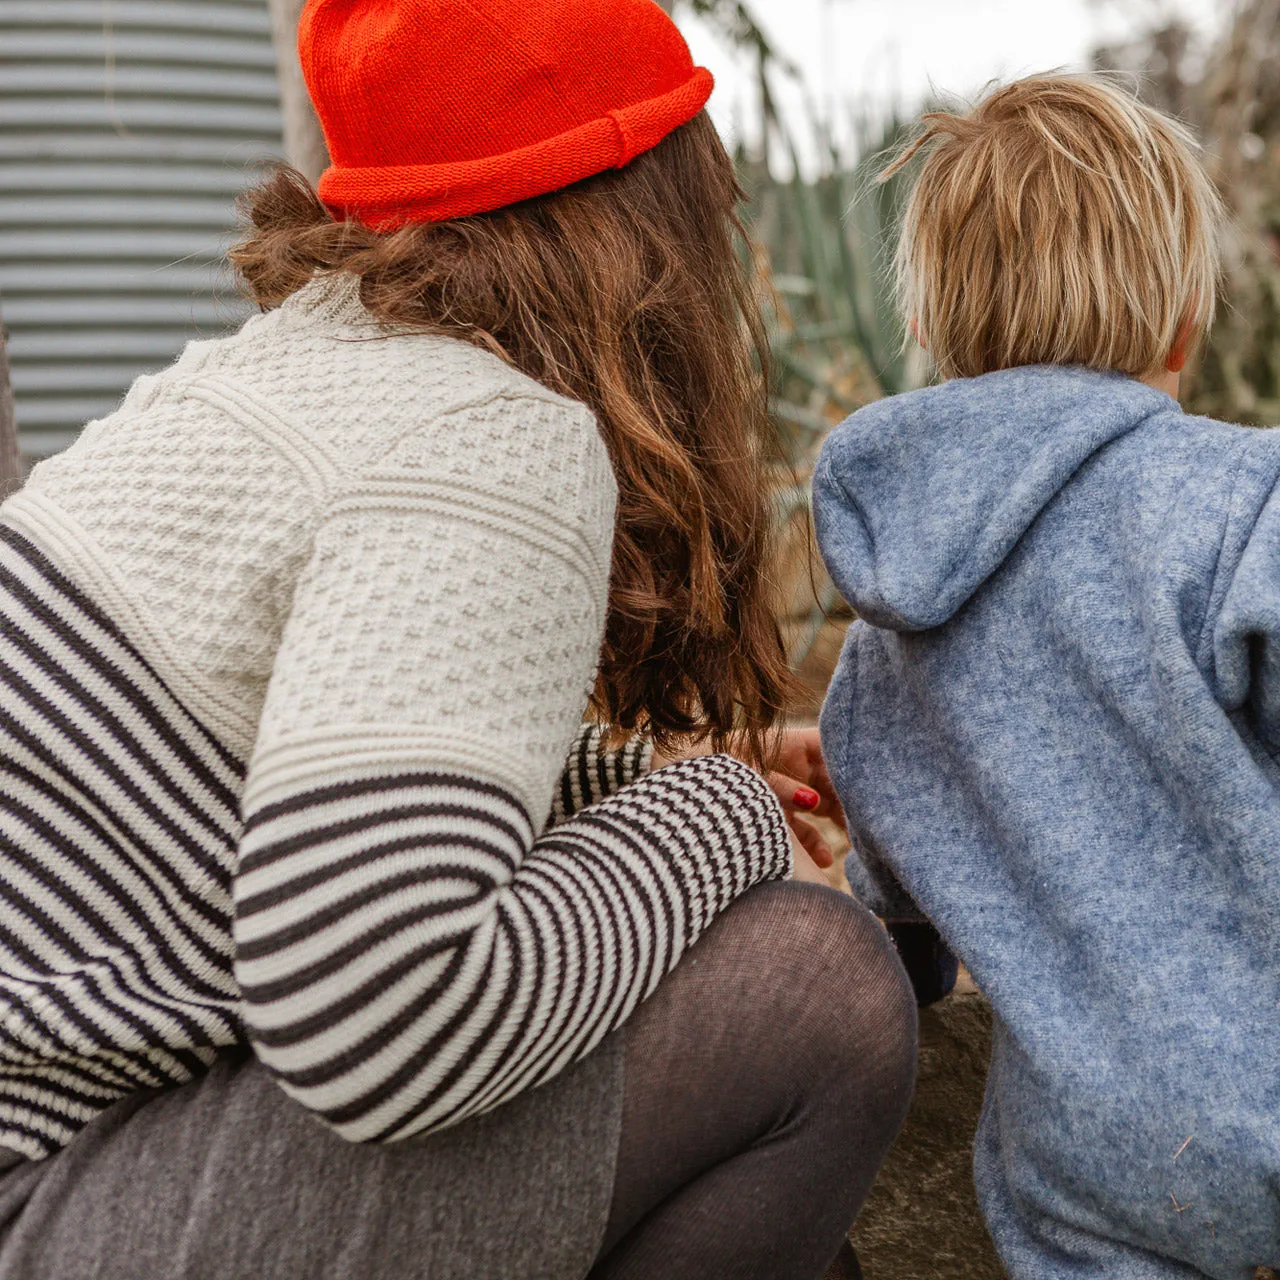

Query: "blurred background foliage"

xmin=1096 ymin=0 xmax=1280 ymax=423
xmin=672 ymin=0 xmax=1280 ymax=703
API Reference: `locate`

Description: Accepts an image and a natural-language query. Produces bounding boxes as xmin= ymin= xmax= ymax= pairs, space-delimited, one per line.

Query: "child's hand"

xmin=788 ymin=813 xmax=834 ymax=870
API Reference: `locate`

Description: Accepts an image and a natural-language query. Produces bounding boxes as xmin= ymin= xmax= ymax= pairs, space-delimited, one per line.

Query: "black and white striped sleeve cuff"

xmin=232 ymin=753 xmax=791 ymax=1145
xmin=546 ymin=723 xmax=654 ymax=828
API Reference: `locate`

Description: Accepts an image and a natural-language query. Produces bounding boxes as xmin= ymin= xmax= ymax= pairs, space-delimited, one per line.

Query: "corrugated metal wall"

xmin=0 ymin=0 xmax=284 ymax=459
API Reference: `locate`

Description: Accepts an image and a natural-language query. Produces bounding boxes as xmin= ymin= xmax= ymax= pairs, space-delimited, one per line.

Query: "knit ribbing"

xmin=549 ymin=724 xmax=654 ymax=829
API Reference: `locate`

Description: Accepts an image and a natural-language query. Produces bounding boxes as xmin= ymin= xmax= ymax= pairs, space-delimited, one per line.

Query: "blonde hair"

xmin=882 ymin=73 xmax=1226 ymax=381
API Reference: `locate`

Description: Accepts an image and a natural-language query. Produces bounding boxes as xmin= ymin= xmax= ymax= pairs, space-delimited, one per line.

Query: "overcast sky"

xmin=679 ymin=0 xmax=1229 ymax=161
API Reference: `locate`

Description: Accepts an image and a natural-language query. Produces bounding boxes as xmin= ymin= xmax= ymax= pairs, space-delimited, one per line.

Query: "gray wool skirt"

xmin=0 ymin=1035 xmax=625 ymax=1280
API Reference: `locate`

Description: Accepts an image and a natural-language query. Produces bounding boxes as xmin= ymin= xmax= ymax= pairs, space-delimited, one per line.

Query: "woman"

xmin=0 ymin=0 xmax=916 ymax=1275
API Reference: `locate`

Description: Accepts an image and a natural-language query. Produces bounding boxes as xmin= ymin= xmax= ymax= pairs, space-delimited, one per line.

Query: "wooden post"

xmin=0 ymin=304 xmax=21 ymax=497
xmin=266 ymin=0 xmax=329 ymax=183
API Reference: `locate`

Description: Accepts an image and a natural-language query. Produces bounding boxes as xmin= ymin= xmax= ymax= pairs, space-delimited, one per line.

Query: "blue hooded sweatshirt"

xmin=813 ymin=366 xmax=1280 ymax=1279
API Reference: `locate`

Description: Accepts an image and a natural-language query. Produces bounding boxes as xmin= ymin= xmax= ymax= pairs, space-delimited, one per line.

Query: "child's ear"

xmin=910 ymin=316 xmax=927 ymax=350
xmin=1166 ymin=317 xmax=1199 ymax=374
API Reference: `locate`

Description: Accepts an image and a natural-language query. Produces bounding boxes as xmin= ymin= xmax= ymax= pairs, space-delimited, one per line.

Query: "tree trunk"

xmin=267 ymin=0 xmax=329 ymax=183
xmin=0 ymin=305 xmax=21 ymax=497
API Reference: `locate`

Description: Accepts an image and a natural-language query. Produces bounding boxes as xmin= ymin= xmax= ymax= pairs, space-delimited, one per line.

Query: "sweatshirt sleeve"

xmin=231 ymin=395 xmax=792 ymax=1144
xmin=1212 ymin=479 xmax=1280 ymax=756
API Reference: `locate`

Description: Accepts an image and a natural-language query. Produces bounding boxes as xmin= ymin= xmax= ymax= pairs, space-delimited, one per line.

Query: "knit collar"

xmin=280 ymin=273 xmax=378 ymax=329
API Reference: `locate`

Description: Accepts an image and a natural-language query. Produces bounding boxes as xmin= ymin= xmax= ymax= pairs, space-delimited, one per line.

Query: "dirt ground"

xmin=851 ymin=987 xmax=1005 ymax=1280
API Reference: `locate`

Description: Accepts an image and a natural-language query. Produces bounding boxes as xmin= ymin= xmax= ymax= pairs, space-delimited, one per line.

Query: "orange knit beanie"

xmin=298 ymin=0 xmax=715 ymax=230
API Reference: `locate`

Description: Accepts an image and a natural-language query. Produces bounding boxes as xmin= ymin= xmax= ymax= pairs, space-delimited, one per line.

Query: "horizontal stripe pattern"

xmin=234 ymin=753 xmax=791 ymax=1144
xmin=0 ymin=524 xmax=246 ymax=1159
xmin=0 ymin=524 xmax=790 ymax=1158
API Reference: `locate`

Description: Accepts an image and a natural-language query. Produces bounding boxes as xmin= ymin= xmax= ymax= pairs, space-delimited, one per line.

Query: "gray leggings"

xmin=0 ymin=884 xmax=916 ymax=1280
xmin=0 ymin=1037 xmax=623 ymax=1280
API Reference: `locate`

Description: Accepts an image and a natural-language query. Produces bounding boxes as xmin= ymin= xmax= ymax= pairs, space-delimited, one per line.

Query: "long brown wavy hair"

xmin=232 ymin=111 xmax=796 ymax=766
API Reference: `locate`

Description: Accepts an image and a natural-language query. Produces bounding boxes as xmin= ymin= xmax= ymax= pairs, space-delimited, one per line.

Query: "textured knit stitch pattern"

xmin=549 ymin=724 xmax=654 ymax=829
xmin=250 ymin=461 xmax=608 ymax=809
xmin=14 ymin=275 xmax=616 ymax=774
xmin=24 ymin=393 xmax=314 ymax=721
xmin=0 ymin=276 xmax=792 ymax=1157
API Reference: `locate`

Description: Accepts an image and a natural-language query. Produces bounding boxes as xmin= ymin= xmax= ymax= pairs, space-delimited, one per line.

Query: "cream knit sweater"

xmin=0 ymin=275 xmax=792 ymax=1158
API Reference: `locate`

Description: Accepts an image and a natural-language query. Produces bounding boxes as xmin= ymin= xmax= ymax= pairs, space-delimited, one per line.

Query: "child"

xmin=814 ymin=75 xmax=1280 ymax=1279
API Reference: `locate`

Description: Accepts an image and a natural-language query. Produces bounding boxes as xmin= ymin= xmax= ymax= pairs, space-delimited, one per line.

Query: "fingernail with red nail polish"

xmin=794 ymin=787 xmax=820 ymax=811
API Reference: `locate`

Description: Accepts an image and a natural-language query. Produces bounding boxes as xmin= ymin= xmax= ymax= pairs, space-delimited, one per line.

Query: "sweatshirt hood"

xmin=812 ymin=366 xmax=1176 ymax=631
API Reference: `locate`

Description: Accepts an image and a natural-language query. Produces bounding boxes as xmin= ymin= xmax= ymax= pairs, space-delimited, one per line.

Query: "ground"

xmin=850 ymin=987 xmax=1005 ymax=1279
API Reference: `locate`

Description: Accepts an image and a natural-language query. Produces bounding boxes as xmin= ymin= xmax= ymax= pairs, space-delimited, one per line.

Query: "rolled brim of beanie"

xmin=318 ymin=67 xmax=714 ymax=230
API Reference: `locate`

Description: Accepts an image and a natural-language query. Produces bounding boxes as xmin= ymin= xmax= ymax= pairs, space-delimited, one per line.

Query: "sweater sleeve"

xmin=547 ymin=723 xmax=654 ymax=828
xmin=231 ymin=396 xmax=792 ymax=1144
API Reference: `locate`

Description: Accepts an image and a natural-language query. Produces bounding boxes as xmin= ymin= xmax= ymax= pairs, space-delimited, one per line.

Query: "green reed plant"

xmin=740 ymin=113 xmax=924 ymax=669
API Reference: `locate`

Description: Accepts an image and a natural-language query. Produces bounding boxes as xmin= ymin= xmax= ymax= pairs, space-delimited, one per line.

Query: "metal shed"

xmin=0 ymin=0 xmax=284 ymax=460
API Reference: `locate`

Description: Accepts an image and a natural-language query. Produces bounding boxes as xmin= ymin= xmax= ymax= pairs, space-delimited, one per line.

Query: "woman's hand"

xmin=765 ymin=726 xmax=845 ymax=826
xmin=789 ymin=829 xmax=832 ymax=885
xmin=650 ymin=726 xmax=846 ymax=870
xmin=765 ymin=726 xmax=845 ymax=871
